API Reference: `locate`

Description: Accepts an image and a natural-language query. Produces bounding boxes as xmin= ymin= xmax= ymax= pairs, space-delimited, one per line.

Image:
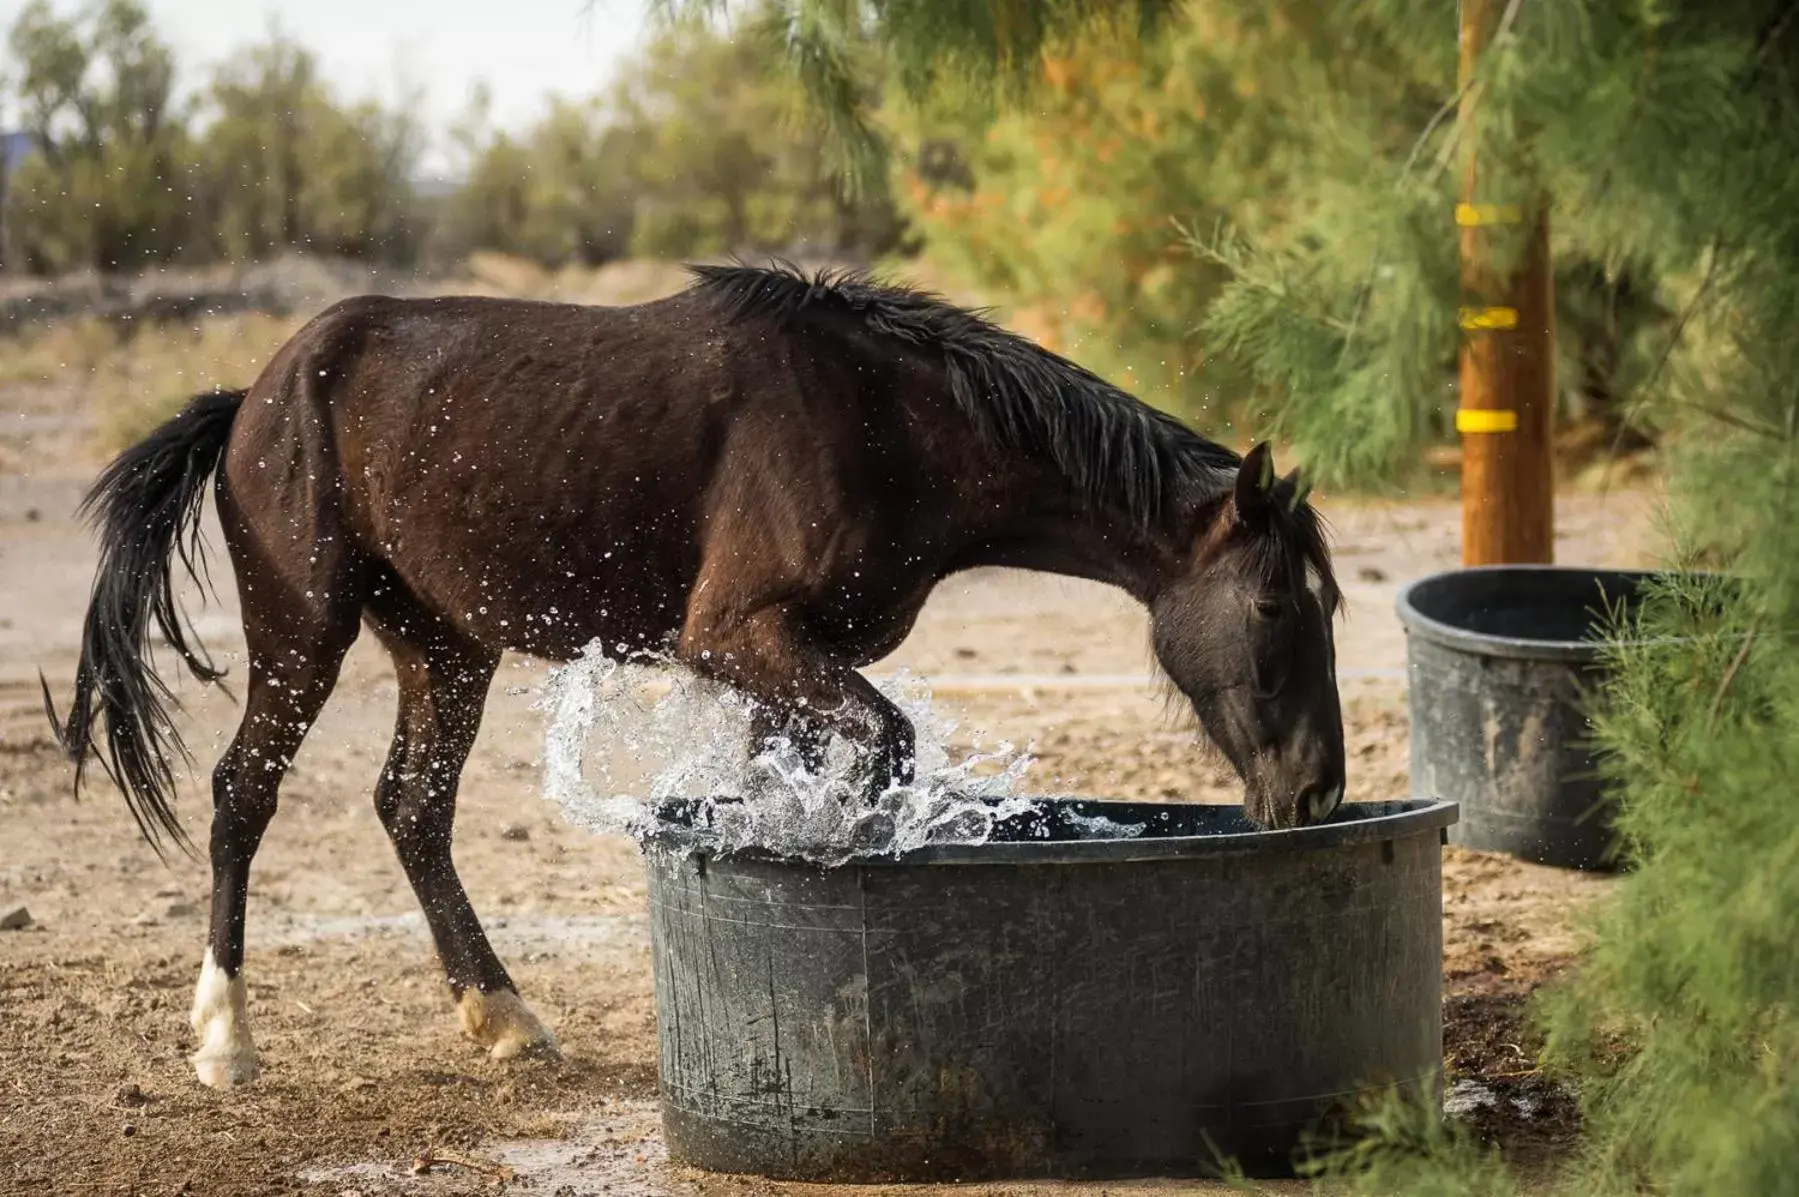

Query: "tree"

xmin=884 ymin=5 xmax=1442 ymax=424
xmin=195 ymin=32 xmax=424 ymax=263
xmin=440 ymin=90 xmax=636 ymax=266
xmin=442 ymin=6 xmax=907 ymax=268
xmin=612 ymin=9 xmax=904 ymax=260
xmin=3 ymin=0 xmax=192 ymax=271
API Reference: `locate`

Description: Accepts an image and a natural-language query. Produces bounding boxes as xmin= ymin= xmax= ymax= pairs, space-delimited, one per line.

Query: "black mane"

xmin=687 ymin=260 xmax=1242 ymax=528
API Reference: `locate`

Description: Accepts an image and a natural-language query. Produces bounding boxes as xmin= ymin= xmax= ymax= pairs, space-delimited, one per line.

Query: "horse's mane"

xmin=687 ymin=260 xmax=1240 ymax=525
xmin=686 ymin=259 xmax=1337 ymax=605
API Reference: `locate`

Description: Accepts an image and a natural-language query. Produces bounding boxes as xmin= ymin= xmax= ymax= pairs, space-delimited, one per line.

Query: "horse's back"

xmin=217 ymin=284 xmax=946 ymax=661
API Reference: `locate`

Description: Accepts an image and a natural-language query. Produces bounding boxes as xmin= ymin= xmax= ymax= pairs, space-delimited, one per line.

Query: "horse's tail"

xmin=42 ymin=387 xmax=246 ymax=859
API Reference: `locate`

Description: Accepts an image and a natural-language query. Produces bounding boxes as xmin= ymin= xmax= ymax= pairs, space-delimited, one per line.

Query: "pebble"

xmin=0 ymin=906 xmax=32 ymax=931
xmin=500 ymin=822 xmax=531 ymax=842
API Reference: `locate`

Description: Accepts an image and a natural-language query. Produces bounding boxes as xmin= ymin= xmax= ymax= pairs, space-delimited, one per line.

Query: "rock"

xmin=0 ymin=906 xmax=32 ymax=931
xmin=499 ymin=822 xmax=531 ymax=842
xmin=1356 ymin=565 xmax=1389 ymax=582
xmin=163 ymin=900 xmax=198 ymax=919
xmin=117 ymin=1083 xmax=152 ymax=1107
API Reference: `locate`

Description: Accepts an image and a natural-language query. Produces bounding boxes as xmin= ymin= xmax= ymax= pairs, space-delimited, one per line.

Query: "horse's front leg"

xmin=680 ymin=603 xmax=915 ymax=801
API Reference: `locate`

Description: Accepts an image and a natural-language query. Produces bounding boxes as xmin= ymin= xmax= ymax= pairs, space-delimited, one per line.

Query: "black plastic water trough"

xmin=642 ymin=795 xmax=1458 ymax=1182
xmin=1396 ymin=565 xmax=1649 ymax=870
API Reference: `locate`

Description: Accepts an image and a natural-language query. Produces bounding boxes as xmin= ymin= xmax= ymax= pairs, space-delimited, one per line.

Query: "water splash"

xmin=536 ymin=640 xmax=1074 ymax=866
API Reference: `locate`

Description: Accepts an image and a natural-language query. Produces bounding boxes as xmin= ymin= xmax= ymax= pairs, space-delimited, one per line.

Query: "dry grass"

xmin=0 ymin=312 xmax=307 ymax=451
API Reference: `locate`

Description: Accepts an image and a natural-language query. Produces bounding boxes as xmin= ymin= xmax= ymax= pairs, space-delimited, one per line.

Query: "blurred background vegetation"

xmin=0 ymin=0 xmax=1665 ymax=477
xmin=0 ymin=0 xmax=906 ymax=275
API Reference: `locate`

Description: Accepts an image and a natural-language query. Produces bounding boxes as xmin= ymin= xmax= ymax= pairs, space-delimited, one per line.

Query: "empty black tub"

xmin=1396 ymin=565 xmax=1655 ymax=870
xmin=642 ymin=796 xmax=1457 ymax=1182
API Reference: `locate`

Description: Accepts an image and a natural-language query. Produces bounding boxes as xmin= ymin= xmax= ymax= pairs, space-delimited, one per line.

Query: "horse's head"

xmin=1150 ymin=443 xmax=1345 ymax=830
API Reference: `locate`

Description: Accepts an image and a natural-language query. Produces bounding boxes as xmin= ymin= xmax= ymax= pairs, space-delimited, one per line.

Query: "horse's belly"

xmin=377 ymin=518 xmax=698 ymax=663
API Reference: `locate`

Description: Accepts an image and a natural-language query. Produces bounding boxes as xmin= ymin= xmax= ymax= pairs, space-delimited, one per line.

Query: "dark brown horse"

xmin=45 ymin=261 xmax=1344 ymax=1090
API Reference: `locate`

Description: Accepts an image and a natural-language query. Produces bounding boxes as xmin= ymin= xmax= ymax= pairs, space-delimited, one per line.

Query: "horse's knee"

xmin=189 ymin=949 xmax=259 ymax=1089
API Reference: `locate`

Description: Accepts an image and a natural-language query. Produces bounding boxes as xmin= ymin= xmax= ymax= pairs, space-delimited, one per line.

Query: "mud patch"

xmin=1443 ymin=982 xmax=1582 ymax=1170
xmin=298 ymin=1099 xmax=685 ymax=1196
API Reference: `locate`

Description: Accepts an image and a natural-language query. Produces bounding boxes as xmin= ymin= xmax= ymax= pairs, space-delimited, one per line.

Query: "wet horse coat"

xmin=46 ymin=262 xmax=1345 ymax=1088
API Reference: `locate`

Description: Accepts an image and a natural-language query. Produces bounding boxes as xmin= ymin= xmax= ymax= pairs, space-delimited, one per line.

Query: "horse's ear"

xmin=1234 ymin=442 xmax=1275 ymax=522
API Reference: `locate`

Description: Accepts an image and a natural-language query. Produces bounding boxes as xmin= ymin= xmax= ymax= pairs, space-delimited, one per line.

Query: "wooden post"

xmin=1456 ymin=0 xmax=1555 ymax=566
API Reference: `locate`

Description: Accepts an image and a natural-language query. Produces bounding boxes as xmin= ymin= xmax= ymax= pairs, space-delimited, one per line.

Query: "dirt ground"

xmin=1 ymin=291 xmax=1663 ymax=1195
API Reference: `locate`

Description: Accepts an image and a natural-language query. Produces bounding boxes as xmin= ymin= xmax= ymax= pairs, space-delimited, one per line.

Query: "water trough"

xmin=1396 ymin=565 xmax=1690 ymax=869
xmin=640 ymin=795 xmax=1458 ymax=1181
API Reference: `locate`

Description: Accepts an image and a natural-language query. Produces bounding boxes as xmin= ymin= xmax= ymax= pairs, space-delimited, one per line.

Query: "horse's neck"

xmin=945 ymin=487 xmax=1195 ymax=604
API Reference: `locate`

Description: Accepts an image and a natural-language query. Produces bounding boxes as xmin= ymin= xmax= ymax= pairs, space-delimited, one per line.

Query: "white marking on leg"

xmin=457 ymin=987 xmax=560 ymax=1061
xmin=189 ymin=948 xmax=260 ymax=1089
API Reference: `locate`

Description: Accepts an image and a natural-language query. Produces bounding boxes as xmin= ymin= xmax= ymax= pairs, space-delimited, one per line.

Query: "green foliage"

xmin=867 ymin=1 xmax=1456 ymax=431
xmin=1187 ymin=0 xmax=1780 ymax=490
xmin=1 ymin=2 xmax=423 ymax=271
xmin=1297 ymin=1089 xmax=1522 ymax=1197
xmin=614 ymin=12 xmax=904 ymax=261
xmin=197 ymin=34 xmax=424 ymax=262
xmin=653 ymin=0 xmax=1181 ymax=195
xmin=439 ymin=88 xmax=636 ymax=266
xmin=4 ymin=0 xmax=191 ymax=272
xmin=875 ymin=1 xmax=1662 ymax=444
xmin=1 ymin=0 xmax=894 ymax=276
xmin=445 ymin=6 xmax=906 ymax=267
xmin=880 ymin=15 xmax=1253 ymax=420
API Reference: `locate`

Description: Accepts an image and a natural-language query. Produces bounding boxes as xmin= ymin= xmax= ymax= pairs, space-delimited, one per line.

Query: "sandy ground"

xmin=1 ymin=326 xmax=1663 ymax=1195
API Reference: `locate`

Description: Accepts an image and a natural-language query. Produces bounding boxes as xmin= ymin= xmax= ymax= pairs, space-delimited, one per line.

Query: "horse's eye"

xmin=1253 ymin=598 xmax=1285 ymax=621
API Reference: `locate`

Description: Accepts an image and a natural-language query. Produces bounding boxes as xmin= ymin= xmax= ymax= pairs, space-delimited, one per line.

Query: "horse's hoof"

xmin=190 ymin=949 xmax=259 ymax=1089
xmin=458 ymin=987 xmax=561 ymax=1062
xmin=192 ymin=1046 xmax=261 ymax=1090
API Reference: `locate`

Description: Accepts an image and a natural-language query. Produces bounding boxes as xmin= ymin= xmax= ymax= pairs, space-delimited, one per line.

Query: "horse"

xmin=44 ymin=261 xmax=1345 ymax=1091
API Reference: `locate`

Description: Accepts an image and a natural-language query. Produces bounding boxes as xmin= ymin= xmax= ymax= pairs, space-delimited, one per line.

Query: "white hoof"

xmin=190 ymin=949 xmax=260 ymax=1089
xmin=457 ymin=987 xmax=560 ymax=1061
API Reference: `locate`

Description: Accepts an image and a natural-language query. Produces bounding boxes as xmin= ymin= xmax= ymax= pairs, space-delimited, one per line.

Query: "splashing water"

xmin=535 ymin=639 xmax=1085 ymax=866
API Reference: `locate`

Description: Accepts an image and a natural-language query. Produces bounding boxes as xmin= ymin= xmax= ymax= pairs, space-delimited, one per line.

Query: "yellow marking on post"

xmin=1455 ymin=203 xmax=1523 ymax=226
xmin=1456 ymin=408 xmax=1519 ymax=434
xmin=1459 ymin=305 xmax=1518 ymax=330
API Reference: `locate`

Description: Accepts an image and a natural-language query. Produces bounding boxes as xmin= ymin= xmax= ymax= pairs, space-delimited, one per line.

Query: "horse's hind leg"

xmin=368 ymin=610 xmax=558 ymax=1062
xmin=195 ymin=587 xmax=361 ymax=1089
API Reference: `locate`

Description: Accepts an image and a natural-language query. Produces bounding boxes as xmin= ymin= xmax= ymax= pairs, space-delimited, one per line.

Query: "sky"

xmin=38 ymin=0 xmax=653 ymax=174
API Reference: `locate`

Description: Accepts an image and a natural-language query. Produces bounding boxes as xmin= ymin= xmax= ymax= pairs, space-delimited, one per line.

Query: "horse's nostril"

xmin=1306 ymin=784 xmax=1344 ymax=823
